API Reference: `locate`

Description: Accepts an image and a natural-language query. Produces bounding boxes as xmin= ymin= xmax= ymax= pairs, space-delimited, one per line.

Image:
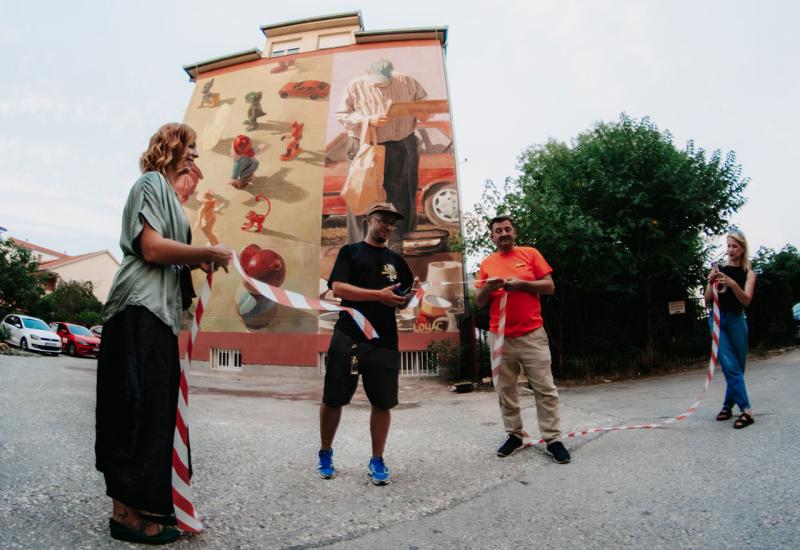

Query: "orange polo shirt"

xmin=476 ymin=246 xmax=553 ymax=337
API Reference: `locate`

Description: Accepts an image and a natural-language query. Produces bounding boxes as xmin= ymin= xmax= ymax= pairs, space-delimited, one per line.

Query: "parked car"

xmin=793 ymin=302 xmax=800 ymax=341
xmin=49 ymin=322 xmax=101 ymax=357
xmin=323 ymin=121 xmax=459 ymax=228
xmin=89 ymin=325 xmax=103 ymax=339
xmin=1 ymin=314 xmax=61 ymax=355
xmin=278 ymin=80 xmax=330 ymax=100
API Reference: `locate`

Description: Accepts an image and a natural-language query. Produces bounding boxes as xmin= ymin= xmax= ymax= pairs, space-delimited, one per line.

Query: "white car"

xmin=1 ymin=314 xmax=62 ymax=355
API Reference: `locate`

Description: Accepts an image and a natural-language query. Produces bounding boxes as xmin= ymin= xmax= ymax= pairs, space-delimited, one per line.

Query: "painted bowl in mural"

xmin=420 ymin=294 xmax=453 ymax=317
xmin=236 ymin=289 xmax=278 ymax=330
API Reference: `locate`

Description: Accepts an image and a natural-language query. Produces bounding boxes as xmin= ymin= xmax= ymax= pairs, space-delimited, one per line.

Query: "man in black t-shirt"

xmin=318 ymin=202 xmax=417 ymax=485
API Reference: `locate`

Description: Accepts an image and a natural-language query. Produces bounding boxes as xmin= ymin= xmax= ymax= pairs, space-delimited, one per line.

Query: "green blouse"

xmin=103 ymin=171 xmax=192 ymax=335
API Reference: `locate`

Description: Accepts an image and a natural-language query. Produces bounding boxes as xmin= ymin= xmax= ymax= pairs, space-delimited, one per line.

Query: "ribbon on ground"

xmin=171 ymin=270 xmax=210 ymax=533
xmin=231 ymin=252 xmax=380 ymax=339
xmin=490 ymin=283 xmax=721 ymax=447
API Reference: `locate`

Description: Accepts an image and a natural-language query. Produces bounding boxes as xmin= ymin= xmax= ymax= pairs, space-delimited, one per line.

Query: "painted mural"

xmin=181 ymin=42 xmax=462 ymax=337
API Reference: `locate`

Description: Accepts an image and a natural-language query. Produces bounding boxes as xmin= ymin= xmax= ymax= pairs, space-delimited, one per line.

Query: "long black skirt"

xmin=95 ymin=305 xmax=189 ymax=514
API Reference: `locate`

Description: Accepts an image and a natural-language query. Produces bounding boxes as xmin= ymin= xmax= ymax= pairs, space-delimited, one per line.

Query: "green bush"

xmin=427 ymin=339 xmax=461 ymax=382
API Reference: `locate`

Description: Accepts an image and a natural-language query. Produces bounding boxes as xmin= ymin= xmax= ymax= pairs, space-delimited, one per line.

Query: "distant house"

xmin=8 ymin=237 xmax=120 ymax=303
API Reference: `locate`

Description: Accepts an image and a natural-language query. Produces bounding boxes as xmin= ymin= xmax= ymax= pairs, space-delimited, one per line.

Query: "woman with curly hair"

xmin=704 ymin=228 xmax=757 ymax=430
xmin=96 ymin=123 xmax=231 ymax=544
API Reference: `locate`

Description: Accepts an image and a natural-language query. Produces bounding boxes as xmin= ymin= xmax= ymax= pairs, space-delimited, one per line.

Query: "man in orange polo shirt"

xmin=475 ymin=215 xmax=571 ymax=463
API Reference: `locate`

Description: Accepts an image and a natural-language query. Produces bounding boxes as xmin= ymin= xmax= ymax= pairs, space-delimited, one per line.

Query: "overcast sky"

xmin=1 ymin=0 xmax=797 ymax=261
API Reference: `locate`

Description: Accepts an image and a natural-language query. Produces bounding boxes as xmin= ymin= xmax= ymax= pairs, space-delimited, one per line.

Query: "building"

xmin=179 ymin=12 xmax=464 ymax=372
xmin=7 ymin=237 xmax=120 ymax=303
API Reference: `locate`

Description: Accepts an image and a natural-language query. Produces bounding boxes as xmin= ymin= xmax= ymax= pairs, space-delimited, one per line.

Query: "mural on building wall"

xmin=181 ymin=42 xmax=462 ymax=336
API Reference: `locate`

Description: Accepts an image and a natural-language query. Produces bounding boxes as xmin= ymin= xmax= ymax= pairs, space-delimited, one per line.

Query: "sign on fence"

xmin=668 ymin=300 xmax=686 ymax=315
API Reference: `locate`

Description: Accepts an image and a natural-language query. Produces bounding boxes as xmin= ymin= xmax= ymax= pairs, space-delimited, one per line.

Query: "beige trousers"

xmin=489 ymin=327 xmax=561 ymax=442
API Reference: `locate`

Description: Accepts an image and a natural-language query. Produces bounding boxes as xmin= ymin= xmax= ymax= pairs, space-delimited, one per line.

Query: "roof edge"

xmin=260 ymin=11 xmax=363 ymax=36
xmin=183 ymin=48 xmax=263 ymax=81
xmin=354 ymin=26 xmax=448 ymax=46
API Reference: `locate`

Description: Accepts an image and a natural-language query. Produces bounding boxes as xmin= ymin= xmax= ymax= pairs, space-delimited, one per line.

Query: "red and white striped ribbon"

xmin=171 ymin=270 xmax=210 ymax=533
xmin=406 ymin=282 xmax=430 ymax=309
xmin=490 ymin=283 xmax=721 ymax=447
xmin=231 ymin=253 xmax=380 ymax=339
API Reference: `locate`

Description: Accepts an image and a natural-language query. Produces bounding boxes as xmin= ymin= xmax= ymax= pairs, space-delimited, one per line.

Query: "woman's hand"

xmin=205 ymin=245 xmax=232 ymax=273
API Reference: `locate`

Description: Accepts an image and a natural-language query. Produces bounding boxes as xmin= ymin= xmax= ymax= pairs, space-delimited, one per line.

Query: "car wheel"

xmin=423 ymin=183 xmax=460 ymax=227
xmin=20 ymin=337 xmax=28 ymax=351
xmin=310 ymin=94 xmax=318 ymax=100
xmin=68 ymin=343 xmax=76 ymax=356
xmin=279 ymin=92 xmax=288 ymax=98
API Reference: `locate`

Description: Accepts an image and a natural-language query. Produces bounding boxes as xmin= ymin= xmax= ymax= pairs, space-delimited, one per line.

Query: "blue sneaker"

xmin=368 ymin=456 xmax=390 ymax=485
xmin=318 ymin=449 xmax=335 ymax=479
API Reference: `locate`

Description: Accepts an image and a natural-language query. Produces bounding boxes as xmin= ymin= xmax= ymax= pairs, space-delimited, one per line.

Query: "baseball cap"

xmin=367 ymin=59 xmax=394 ymax=85
xmin=367 ymin=202 xmax=404 ymax=219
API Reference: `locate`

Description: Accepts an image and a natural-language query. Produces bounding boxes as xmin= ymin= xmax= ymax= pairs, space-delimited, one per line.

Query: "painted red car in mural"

xmin=323 ymin=120 xmax=459 ymax=227
xmin=278 ymin=80 xmax=331 ymax=100
xmin=49 ymin=322 xmax=101 ymax=357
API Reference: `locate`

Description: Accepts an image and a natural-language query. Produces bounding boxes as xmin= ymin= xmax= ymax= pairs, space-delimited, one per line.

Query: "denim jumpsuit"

xmin=710 ymin=266 xmax=751 ymax=412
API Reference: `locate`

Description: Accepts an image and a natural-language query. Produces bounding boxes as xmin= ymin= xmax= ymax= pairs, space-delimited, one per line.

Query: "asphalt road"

xmin=0 ymin=349 xmax=797 ymax=549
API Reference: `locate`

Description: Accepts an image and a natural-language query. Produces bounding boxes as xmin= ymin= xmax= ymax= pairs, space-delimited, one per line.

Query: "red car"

xmin=323 ymin=121 xmax=459 ymax=227
xmin=49 ymin=322 xmax=101 ymax=357
xmin=278 ymin=80 xmax=330 ymax=100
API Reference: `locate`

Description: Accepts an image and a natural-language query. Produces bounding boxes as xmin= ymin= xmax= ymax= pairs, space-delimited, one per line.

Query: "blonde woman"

xmin=96 ymin=123 xmax=231 ymax=544
xmin=704 ymin=229 xmax=756 ymax=429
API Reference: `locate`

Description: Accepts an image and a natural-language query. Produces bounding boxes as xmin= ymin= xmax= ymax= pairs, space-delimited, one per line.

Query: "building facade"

xmin=7 ymin=237 xmax=120 ymax=302
xmin=180 ymin=12 xmax=464 ymax=370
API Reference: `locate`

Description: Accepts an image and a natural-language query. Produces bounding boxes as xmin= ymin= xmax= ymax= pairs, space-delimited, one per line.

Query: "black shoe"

xmin=546 ymin=440 xmax=571 ymax=464
xmin=139 ymin=512 xmax=178 ymax=526
xmin=109 ymin=519 xmax=180 ymax=545
xmin=496 ymin=434 xmax=524 ymax=457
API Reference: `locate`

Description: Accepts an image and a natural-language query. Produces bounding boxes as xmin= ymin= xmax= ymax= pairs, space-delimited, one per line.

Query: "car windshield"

xmin=68 ymin=324 xmax=93 ymax=336
xmin=22 ymin=318 xmax=50 ymax=331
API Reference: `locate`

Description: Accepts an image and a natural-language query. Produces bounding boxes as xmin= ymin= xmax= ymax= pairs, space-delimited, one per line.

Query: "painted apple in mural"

xmin=240 ymin=244 xmax=261 ymax=270
xmin=240 ymin=244 xmax=286 ymax=287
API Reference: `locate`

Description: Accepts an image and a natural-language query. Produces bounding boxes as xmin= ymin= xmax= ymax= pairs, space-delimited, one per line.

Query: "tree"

xmin=748 ymin=245 xmax=800 ymax=346
xmin=467 ymin=114 xmax=749 ymax=372
xmin=36 ymin=281 xmax=104 ymax=327
xmin=0 ymin=239 xmax=45 ymax=318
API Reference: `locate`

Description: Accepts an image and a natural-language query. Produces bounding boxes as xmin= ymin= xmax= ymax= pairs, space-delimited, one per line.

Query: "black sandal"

xmin=716 ymin=408 xmax=733 ymax=421
xmin=109 ymin=518 xmax=180 ymax=544
xmin=139 ymin=512 xmax=178 ymax=526
xmin=733 ymin=412 xmax=754 ymax=429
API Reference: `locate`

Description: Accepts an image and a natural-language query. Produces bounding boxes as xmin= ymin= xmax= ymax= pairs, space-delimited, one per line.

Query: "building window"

xmin=271 ymin=39 xmax=301 ymax=57
xmin=318 ymin=32 xmax=351 ymax=50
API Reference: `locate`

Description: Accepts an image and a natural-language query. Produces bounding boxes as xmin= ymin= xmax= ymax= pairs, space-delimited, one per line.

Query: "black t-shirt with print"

xmin=328 ymin=241 xmax=414 ymax=350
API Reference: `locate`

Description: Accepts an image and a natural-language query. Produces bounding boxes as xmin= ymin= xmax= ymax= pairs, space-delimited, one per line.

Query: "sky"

xmin=1 ymin=0 xmax=797 ymax=262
